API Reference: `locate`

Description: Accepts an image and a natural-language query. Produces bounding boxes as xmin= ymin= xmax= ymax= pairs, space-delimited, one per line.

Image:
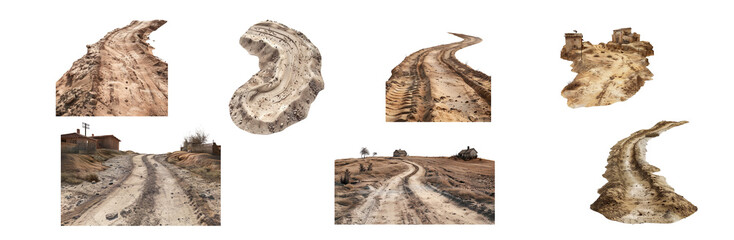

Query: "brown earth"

xmin=166 ymin=151 xmax=221 ymax=182
xmin=591 ymin=121 xmax=697 ymax=224
xmin=560 ymin=29 xmax=654 ymax=108
xmin=61 ymin=154 xmax=220 ymax=226
xmin=386 ymin=33 xmax=491 ymax=122
xmin=335 ymin=156 xmax=494 ymax=224
xmin=230 ymin=20 xmax=323 ymax=134
xmin=56 ymin=20 xmax=168 ymax=116
xmin=61 ymin=149 xmax=127 ymax=184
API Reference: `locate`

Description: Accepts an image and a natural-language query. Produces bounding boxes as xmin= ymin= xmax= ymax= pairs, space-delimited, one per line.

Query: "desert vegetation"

xmin=61 ymin=149 xmax=128 ymax=184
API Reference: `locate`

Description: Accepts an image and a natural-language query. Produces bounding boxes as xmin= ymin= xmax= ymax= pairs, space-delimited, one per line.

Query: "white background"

xmin=0 ymin=0 xmax=732 ymax=239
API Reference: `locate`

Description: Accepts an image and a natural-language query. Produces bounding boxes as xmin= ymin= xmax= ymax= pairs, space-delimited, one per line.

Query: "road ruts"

xmin=55 ymin=20 xmax=168 ymax=116
xmin=340 ymin=160 xmax=490 ymax=224
xmin=591 ymin=121 xmax=697 ymax=224
xmin=386 ymin=33 xmax=491 ymax=122
xmin=69 ymin=154 xmax=199 ymax=226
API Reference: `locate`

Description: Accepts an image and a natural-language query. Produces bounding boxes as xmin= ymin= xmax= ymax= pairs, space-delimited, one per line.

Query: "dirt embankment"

xmin=591 ymin=121 xmax=697 ymax=224
xmin=56 ymin=20 xmax=168 ymax=116
xmin=385 ymin=33 xmax=491 ymax=122
xmin=335 ymin=156 xmax=494 ymax=224
xmin=166 ymin=151 xmax=221 ymax=182
xmin=62 ymin=154 xmax=220 ymax=226
xmin=230 ymin=20 xmax=324 ymax=134
xmin=560 ymin=28 xmax=654 ymax=108
xmin=61 ymin=149 xmax=129 ymax=184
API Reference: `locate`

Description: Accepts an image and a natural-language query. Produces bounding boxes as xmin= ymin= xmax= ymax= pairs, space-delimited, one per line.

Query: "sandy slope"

xmin=56 ymin=20 xmax=168 ymax=116
xmin=591 ymin=121 xmax=697 ymax=223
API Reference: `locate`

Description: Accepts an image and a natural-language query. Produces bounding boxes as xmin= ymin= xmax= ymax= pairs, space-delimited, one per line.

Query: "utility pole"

xmin=82 ymin=122 xmax=90 ymax=136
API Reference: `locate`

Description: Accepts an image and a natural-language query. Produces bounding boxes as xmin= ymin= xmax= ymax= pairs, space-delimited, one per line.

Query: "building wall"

xmin=96 ymin=137 xmax=119 ymax=150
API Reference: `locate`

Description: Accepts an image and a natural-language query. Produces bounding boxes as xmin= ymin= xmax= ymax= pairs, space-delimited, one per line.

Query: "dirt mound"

xmin=560 ymin=28 xmax=654 ymax=108
xmin=229 ymin=20 xmax=324 ymax=134
xmin=591 ymin=121 xmax=697 ymax=223
xmin=385 ymin=33 xmax=491 ymax=122
xmin=56 ymin=20 xmax=168 ymax=116
xmin=166 ymin=151 xmax=220 ymax=182
xmin=61 ymin=149 xmax=126 ymax=184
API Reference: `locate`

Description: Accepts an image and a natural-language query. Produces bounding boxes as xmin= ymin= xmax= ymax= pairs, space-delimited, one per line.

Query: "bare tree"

xmin=360 ymin=147 xmax=369 ymax=158
xmin=372 ymin=152 xmax=377 ymax=157
xmin=183 ymin=129 xmax=209 ymax=148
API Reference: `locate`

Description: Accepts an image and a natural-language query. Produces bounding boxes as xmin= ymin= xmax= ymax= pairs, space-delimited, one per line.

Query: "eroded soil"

xmin=56 ymin=20 xmax=168 ymax=116
xmin=591 ymin=121 xmax=697 ymax=224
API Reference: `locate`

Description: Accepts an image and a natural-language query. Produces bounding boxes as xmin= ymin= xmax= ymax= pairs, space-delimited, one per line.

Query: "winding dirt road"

xmin=343 ymin=160 xmax=489 ymax=224
xmin=69 ymin=154 xmax=198 ymax=226
xmin=386 ymin=33 xmax=491 ymax=122
xmin=56 ymin=20 xmax=168 ymax=116
xmin=591 ymin=121 xmax=697 ymax=224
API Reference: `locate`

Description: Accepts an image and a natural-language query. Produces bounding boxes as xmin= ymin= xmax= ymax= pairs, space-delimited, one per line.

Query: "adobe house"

xmin=181 ymin=141 xmax=221 ymax=156
xmin=393 ymin=149 xmax=407 ymax=157
xmin=611 ymin=27 xmax=640 ymax=44
xmin=91 ymin=134 xmax=121 ymax=150
xmin=60 ymin=129 xmax=97 ymax=154
xmin=457 ymin=146 xmax=478 ymax=160
xmin=564 ymin=32 xmax=584 ymax=51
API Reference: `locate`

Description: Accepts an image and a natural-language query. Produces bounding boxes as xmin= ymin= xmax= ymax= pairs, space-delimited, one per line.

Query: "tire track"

xmin=68 ymin=154 xmax=201 ymax=226
xmin=591 ymin=121 xmax=697 ymax=223
xmin=342 ymin=159 xmax=490 ymax=224
xmin=386 ymin=33 xmax=491 ymax=122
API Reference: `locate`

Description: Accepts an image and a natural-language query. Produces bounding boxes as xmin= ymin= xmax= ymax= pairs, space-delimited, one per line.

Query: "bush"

xmin=340 ymin=169 xmax=351 ymax=185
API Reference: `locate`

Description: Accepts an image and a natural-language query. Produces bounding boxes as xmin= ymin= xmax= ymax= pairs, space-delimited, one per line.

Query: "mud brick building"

xmin=91 ymin=134 xmax=121 ymax=151
xmin=181 ymin=142 xmax=221 ymax=156
xmin=60 ymin=129 xmax=97 ymax=154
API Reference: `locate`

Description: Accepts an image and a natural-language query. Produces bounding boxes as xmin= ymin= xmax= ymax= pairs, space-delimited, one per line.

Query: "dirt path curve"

xmin=344 ymin=160 xmax=489 ymax=224
xmin=386 ymin=33 xmax=491 ymax=122
xmin=55 ymin=20 xmax=168 ymax=116
xmin=70 ymin=154 xmax=198 ymax=226
xmin=591 ymin=121 xmax=697 ymax=223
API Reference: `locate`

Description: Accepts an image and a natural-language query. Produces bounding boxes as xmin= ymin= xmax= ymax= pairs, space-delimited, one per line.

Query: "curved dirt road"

xmin=70 ymin=154 xmax=198 ymax=226
xmin=56 ymin=20 xmax=168 ymax=116
xmin=343 ymin=160 xmax=489 ymax=224
xmin=386 ymin=33 xmax=491 ymax=122
xmin=591 ymin=121 xmax=697 ymax=223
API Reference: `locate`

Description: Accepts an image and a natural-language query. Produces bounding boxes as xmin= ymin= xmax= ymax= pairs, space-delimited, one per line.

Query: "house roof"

xmin=92 ymin=135 xmax=121 ymax=142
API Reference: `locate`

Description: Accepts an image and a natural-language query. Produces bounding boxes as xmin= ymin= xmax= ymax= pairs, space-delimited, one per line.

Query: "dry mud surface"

xmin=335 ymin=157 xmax=494 ymax=224
xmin=591 ymin=121 xmax=697 ymax=224
xmin=386 ymin=33 xmax=491 ymax=122
xmin=230 ymin=20 xmax=323 ymax=134
xmin=61 ymin=154 xmax=220 ymax=226
xmin=56 ymin=20 xmax=168 ymax=116
xmin=560 ymin=29 xmax=654 ymax=108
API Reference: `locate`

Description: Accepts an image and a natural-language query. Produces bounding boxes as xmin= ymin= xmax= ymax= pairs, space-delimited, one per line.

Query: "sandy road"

xmin=386 ymin=33 xmax=491 ymax=122
xmin=70 ymin=154 xmax=198 ymax=226
xmin=56 ymin=20 xmax=168 ymax=116
xmin=344 ymin=160 xmax=490 ymax=224
xmin=592 ymin=121 xmax=697 ymax=223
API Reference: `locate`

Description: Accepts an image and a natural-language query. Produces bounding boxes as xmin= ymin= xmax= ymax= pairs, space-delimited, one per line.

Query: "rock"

xmin=105 ymin=212 xmax=118 ymax=220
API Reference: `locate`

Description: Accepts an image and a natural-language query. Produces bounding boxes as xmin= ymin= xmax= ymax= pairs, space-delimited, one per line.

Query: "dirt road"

xmin=68 ymin=154 xmax=199 ymax=226
xmin=386 ymin=33 xmax=491 ymax=122
xmin=56 ymin=20 xmax=168 ymax=116
xmin=343 ymin=160 xmax=490 ymax=224
xmin=591 ymin=121 xmax=697 ymax=223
